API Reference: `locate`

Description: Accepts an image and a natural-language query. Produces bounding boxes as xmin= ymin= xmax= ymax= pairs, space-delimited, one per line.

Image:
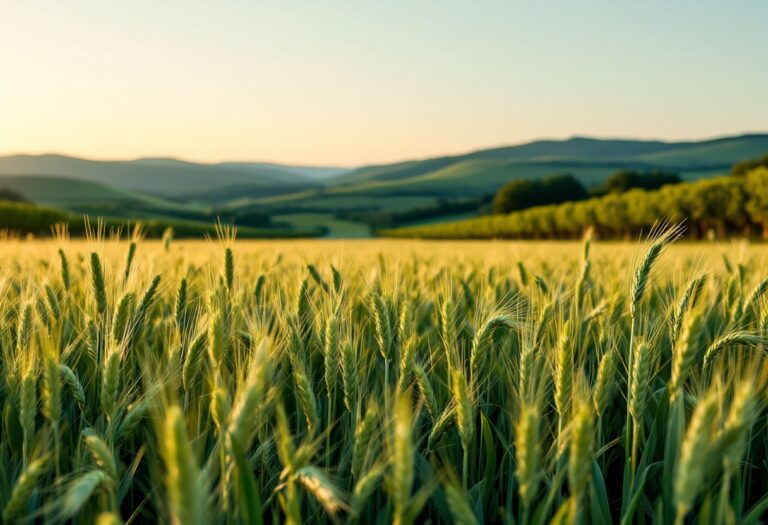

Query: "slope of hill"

xmin=2 ymin=133 xmax=767 ymax=237
xmin=0 ymin=154 xmax=341 ymax=198
xmin=0 ymin=175 xmax=184 ymax=207
xmin=331 ymin=137 xmax=677 ymax=185
xmin=215 ymin=162 xmax=350 ymax=180
xmin=467 ymin=136 xmax=677 ymax=161
xmin=234 ymin=133 xmax=767 ymax=235
xmin=334 ymin=134 xmax=768 ymax=188
xmin=5 ymin=134 xmax=766 ymax=208
xmin=628 ymin=134 xmax=768 ymax=167
xmin=132 ymin=158 xmax=350 ymax=181
xmin=0 ymin=197 xmax=322 ymax=239
xmin=0 ymin=175 xmax=209 ymax=220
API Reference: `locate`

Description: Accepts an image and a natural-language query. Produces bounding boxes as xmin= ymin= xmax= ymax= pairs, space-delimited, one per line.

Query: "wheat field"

xmin=1 ymin=229 xmax=768 ymax=524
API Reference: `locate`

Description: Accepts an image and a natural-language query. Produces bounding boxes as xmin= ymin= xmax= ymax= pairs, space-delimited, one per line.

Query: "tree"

xmin=732 ymin=154 xmax=768 ymax=177
xmin=600 ymin=170 xmax=681 ymax=194
xmin=688 ymin=178 xmax=746 ymax=238
xmin=596 ymin=193 xmax=630 ymax=237
xmin=541 ymin=174 xmax=588 ymax=204
xmin=625 ymin=189 xmax=658 ymax=230
xmin=0 ymin=188 xmax=27 ymax=203
xmin=492 ymin=174 xmax=586 ymax=214
xmin=745 ymin=167 xmax=768 ymax=237
xmin=492 ymin=179 xmax=538 ymax=214
xmin=393 ymin=169 xmax=768 ymax=240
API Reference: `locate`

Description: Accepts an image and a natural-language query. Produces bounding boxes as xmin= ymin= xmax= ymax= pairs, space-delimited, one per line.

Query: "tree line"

xmin=344 ymin=195 xmax=493 ymax=229
xmin=384 ymin=167 xmax=768 ymax=240
xmin=492 ymin=169 xmax=681 ymax=214
xmin=0 ymin=199 xmax=322 ymax=239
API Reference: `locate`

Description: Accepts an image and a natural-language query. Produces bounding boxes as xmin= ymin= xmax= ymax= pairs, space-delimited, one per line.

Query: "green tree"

xmin=732 ymin=154 xmax=768 ymax=176
xmin=601 ymin=170 xmax=681 ymax=194
xmin=388 ymin=170 xmax=768 ymax=240
xmin=687 ymin=179 xmax=746 ymax=238
xmin=492 ymin=174 xmax=586 ymax=214
xmin=492 ymin=179 xmax=539 ymax=214
xmin=0 ymin=188 xmax=27 ymax=203
xmin=745 ymin=167 xmax=768 ymax=237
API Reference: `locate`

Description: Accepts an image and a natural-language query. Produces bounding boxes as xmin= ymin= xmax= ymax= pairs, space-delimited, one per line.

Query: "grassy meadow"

xmin=2 ymin=232 xmax=768 ymax=524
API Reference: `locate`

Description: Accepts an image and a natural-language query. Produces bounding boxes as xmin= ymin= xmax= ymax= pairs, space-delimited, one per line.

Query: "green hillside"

xmin=0 ymin=175 xmax=212 ymax=223
xmin=328 ymin=160 xmax=652 ymax=195
xmin=0 ymin=198 xmax=322 ymax=239
xmin=0 ymin=154 xmax=325 ymax=198
xmin=0 ymin=175 xmax=192 ymax=208
xmin=207 ymin=134 xmax=768 ymax=236
xmin=3 ymin=134 xmax=767 ymax=237
xmin=332 ymin=137 xmax=678 ymax=185
xmin=228 ymin=159 xmax=719 ymax=214
xmin=629 ymin=135 xmax=768 ymax=167
xmin=335 ymin=134 xmax=768 ymax=189
xmin=380 ymin=166 xmax=768 ymax=240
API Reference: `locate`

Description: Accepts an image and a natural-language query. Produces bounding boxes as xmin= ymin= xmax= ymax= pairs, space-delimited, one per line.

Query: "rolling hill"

xmin=2 ymin=133 xmax=767 ymax=237
xmin=0 ymin=175 xmax=193 ymax=209
xmin=227 ymin=134 xmax=768 ymax=214
xmin=333 ymin=134 xmax=768 ymax=187
xmin=0 ymin=154 xmax=349 ymax=199
xmin=5 ymin=134 xmax=766 ymax=209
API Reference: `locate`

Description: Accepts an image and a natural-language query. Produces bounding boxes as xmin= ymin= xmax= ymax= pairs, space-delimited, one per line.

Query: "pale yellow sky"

xmin=2 ymin=1 xmax=767 ymax=166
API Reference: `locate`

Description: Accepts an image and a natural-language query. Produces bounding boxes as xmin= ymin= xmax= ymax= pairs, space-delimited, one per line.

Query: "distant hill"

xmin=134 ymin=158 xmax=349 ymax=180
xmin=0 ymin=154 xmax=349 ymax=198
xmin=215 ymin=162 xmax=349 ymax=180
xmin=2 ymin=133 xmax=767 ymax=237
xmin=0 ymin=175 xmax=188 ymax=209
xmin=0 ymin=174 xmax=218 ymax=227
xmin=226 ymin=134 xmax=768 ymax=215
xmin=4 ymin=134 xmax=766 ymax=206
xmin=331 ymin=137 xmax=678 ymax=185
xmin=334 ymin=134 xmax=768 ymax=188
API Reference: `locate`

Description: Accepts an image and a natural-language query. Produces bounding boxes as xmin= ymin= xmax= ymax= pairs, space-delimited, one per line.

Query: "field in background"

xmin=2 ymin=236 xmax=768 ymax=524
xmin=5 ymin=237 xmax=760 ymax=268
xmin=273 ymin=213 xmax=373 ymax=238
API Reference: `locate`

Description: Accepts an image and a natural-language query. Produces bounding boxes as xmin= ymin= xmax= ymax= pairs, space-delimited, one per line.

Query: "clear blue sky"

xmin=1 ymin=1 xmax=767 ymax=165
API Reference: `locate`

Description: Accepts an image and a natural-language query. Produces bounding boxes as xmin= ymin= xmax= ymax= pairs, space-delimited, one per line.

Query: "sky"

xmin=1 ymin=1 xmax=767 ymax=167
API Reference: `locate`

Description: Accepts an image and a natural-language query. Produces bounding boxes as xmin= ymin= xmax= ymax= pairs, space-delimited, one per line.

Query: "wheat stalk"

xmin=670 ymin=311 xmax=702 ymax=399
xmin=389 ymin=395 xmax=414 ymax=525
xmin=515 ymin=403 xmax=541 ymax=508
xmin=444 ymin=481 xmax=479 ymax=525
xmin=593 ymin=347 xmax=618 ymax=415
xmin=703 ymin=331 xmax=768 ymax=367
xmin=90 ymin=252 xmax=108 ymax=318
xmin=352 ymin=405 xmax=378 ymax=479
xmin=162 ymin=406 xmax=208 ymax=525
xmin=675 ymin=392 xmax=718 ymax=525
xmin=2 ymin=456 xmax=48 ymax=521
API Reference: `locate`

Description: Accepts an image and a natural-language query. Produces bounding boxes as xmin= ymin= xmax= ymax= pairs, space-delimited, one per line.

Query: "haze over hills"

xmin=1 ymin=133 xmax=767 ymax=236
xmin=0 ymin=154 xmax=350 ymax=198
xmin=132 ymin=158 xmax=349 ymax=181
